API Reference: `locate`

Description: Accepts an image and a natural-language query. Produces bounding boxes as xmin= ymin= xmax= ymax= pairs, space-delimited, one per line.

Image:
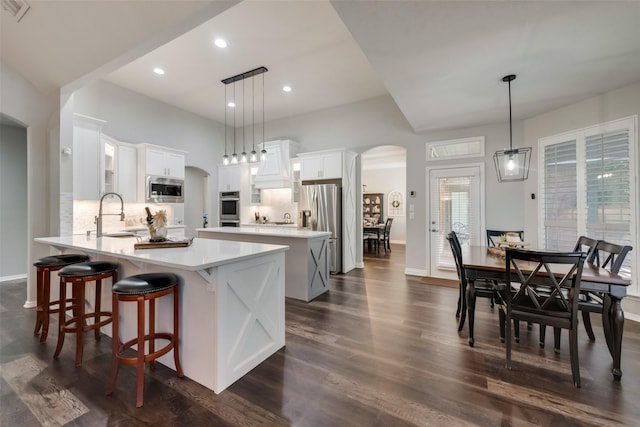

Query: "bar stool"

xmin=107 ymin=272 xmax=184 ymax=407
xmin=53 ymin=261 xmax=119 ymax=366
xmin=33 ymin=254 xmax=90 ymax=343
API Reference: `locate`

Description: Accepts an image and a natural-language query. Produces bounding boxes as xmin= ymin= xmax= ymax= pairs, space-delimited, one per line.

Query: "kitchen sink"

xmin=102 ymin=232 xmax=136 ymax=237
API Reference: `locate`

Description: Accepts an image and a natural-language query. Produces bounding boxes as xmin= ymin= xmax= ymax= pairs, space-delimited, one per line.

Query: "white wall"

xmin=259 ymin=95 xmax=526 ymax=275
xmin=0 ymin=61 xmax=58 ymax=306
xmin=523 ymin=81 xmax=640 ymax=302
xmin=72 ymin=80 xmax=226 ymax=223
xmin=69 ymin=81 xmax=529 ymax=276
xmin=0 ymin=123 xmax=28 ymax=279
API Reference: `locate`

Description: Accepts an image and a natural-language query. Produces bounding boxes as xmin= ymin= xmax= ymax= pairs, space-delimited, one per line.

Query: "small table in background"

xmin=363 ymin=223 xmax=385 ymax=252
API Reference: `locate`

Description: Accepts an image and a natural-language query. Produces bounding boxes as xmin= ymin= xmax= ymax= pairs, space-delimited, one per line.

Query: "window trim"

xmin=538 ymin=115 xmax=638 ymax=294
xmin=426 ymin=136 xmax=485 ymax=161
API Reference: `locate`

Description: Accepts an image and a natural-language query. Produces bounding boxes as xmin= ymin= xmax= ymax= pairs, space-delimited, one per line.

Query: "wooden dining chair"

xmin=447 ymin=231 xmax=504 ymax=347
xmin=378 ymin=218 xmax=393 ymax=253
xmin=541 ymin=235 xmax=598 ymax=350
xmin=502 ymin=248 xmax=587 ymax=387
xmin=579 ymin=240 xmax=632 ymax=341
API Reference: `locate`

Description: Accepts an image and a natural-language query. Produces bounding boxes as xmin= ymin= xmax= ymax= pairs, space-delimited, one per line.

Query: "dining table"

xmin=461 ymin=245 xmax=631 ymax=381
xmin=363 ymin=223 xmax=385 ymax=252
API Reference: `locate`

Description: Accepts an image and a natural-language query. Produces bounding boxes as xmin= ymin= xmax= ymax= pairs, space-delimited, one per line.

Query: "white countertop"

xmin=124 ymin=224 xmax=186 ymax=232
xmin=241 ymin=223 xmax=297 ymax=228
xmin=198 ymin=227 xmax=331 ymax=239
xmin=35 ymin=235 xmax=288 ymax=271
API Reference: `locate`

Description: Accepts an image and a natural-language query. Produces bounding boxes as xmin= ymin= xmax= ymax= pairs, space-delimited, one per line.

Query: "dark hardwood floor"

xmin=2 ymin=244 xmax=640 ymax=426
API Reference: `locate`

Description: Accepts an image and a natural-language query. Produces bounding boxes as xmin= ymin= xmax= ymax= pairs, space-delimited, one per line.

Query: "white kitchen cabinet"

xmin=218 ymin=164 xmax=241 ymax=192
xmin=73 ymin=114 xmax=106 ymax=200
xmin=116 ymin=143 xmax=137 ymax=202
xmin=299 ymin=150 xmax=342 ymax=181
xmin=140 ymin=144 xmax=185 ymax=179
xmin=297 ymin=148 xmax=358 ymax=274
xmin=99 ymin=134 xmax=138 ymax=202
xmin=249 ymin=166 xmax=261 ymax=204
xmin=291 ymin=160 xmax=301 ymax=203
xmin=254 ymin=140 xmax=298 ymax=189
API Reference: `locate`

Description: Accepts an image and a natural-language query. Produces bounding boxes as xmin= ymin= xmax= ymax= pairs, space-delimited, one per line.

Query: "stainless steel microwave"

xmin=146 ymin=176 xmax=184 ymax=203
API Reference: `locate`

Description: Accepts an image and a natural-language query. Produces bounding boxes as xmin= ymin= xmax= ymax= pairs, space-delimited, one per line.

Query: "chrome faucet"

xmin=95 ymin=192 xmax=125 ymax=237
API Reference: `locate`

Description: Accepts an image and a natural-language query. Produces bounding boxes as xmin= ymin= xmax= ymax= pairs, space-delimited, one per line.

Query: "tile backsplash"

xmin=73 ymin=201 xmax=180 ymax=235
xmin=244 ymin=188 xmax=297 ymax=224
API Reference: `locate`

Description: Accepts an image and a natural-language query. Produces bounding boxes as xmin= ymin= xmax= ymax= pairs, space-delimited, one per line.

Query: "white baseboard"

xmin=404 ymin=268 xmax=427 ymax=277
xmin=0 ymin=273 xmax=27 ymax=283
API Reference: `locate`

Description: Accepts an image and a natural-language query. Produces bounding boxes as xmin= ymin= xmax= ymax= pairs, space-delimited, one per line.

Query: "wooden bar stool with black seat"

xmin=107 ymin=273 xmax=184 ymax=408
xmin=54 ymin=261 xmax=119 ymax=366
xmin=33 ymin=254 xmax=90 ymax=343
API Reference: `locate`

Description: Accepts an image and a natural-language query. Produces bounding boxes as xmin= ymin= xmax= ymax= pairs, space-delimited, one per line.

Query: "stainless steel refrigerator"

xmin=299 ymin=180 xmax=342 ymax=274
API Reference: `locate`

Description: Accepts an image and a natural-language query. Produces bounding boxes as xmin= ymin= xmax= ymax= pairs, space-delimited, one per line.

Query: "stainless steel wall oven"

xmin=219 ymin=191 xmax=240 ymax=227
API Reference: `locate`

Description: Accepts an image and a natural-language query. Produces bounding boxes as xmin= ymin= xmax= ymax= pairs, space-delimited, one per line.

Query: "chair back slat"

xmin=446 ymin=231 xmax=465 ymax=286
xmin=589 ymin=240 xmax=632 ymax=274
xmin=573 ymin=235 xmax=598 ymax=257
xmin=384 ymin=218 xmax=394 ymax=235
xmin=506 ymin=249 xmax=586 ymax=318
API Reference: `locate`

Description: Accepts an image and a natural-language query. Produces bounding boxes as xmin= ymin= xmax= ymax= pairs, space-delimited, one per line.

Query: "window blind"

xmin=585 ymin=129 xmax=632 ymax=275
xmin=542 ymin=140 xmax=577 ymax=250
xmin=541 ymin=122 xmax=634 ymax=278
xmin=434 ymin=171 xmax=480 ymax=269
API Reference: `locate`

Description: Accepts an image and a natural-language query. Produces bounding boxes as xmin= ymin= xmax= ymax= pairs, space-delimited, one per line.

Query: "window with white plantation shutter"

xmin=542 ymin=140 xmax=577 ymax=250
xmin=539 ymin=116 xmax=637 ymax=281
xmin=585 ymin=130 xmax=633 ymax=276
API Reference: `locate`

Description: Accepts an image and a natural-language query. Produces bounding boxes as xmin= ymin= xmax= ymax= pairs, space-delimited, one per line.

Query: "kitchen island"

xmin=197 ymin=226 xmax=331 ymax=302
xmin=34 ymin=235 xmax=287 ymax=394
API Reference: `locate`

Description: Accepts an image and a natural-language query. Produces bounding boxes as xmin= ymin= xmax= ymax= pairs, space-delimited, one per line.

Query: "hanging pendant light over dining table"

xmin=493 ymin=74 xmax=531 ymax=182
xmin=221 ymin=66 xmax=268 ymax=164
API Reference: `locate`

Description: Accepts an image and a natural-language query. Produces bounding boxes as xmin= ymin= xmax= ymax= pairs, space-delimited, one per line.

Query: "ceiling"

xmin=2 ymin=1 xmax=640 ymax=134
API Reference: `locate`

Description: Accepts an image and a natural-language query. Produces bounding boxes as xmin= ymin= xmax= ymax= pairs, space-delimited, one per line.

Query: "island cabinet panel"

xmin=34 ymin=236 xmax=286 ymax=394
xmin=198 ymin=227 xmax=331 ymax=302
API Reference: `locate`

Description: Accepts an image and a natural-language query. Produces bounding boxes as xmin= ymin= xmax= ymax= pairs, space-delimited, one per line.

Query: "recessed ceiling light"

xmin=214 ymin=38 xmax=227 ymax=48
xmin=283 ymin=85 xmax=292 ymax=92
xmin=153 ymin=67 xmax=165 ymax=75
xmin=227 ymin=102 xmax=236 ymax=108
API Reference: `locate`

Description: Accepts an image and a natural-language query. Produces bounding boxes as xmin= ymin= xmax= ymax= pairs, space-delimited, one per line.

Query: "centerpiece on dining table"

xmin=488 ymin=232 xmax=528 ymax=257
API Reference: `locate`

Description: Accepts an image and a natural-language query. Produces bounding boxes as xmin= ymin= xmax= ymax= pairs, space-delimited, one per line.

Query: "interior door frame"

xmin=426 ymin=162 xmax=485 ymax=278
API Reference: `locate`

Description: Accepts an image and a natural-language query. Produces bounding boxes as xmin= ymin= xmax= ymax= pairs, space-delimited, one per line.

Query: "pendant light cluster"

xmin=493 ymin=74 xmax=531 ymax=182
xmin=221 ymin=66 xmax=268 ymax=165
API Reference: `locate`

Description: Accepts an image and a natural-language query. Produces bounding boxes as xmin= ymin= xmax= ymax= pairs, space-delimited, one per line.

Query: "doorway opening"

xmin=428 ymin=164 xmax=485 ymax=280
xmin=361 ymin=145 xmax=406 ymax=266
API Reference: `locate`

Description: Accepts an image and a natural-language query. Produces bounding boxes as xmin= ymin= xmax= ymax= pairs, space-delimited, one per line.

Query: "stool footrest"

xmin=61 ymin=312 xmax=113 ymax=332
xmin=116 ymin=333 xmax=176 ymax=366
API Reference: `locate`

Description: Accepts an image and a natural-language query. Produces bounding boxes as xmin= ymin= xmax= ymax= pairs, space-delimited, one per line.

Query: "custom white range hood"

xmin=254 ymin=140 xmax=298 ymax=189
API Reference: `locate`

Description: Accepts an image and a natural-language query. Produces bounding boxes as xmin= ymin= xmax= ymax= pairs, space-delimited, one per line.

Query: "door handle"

xmin=431 ymin=229 xmax=438 ymax=232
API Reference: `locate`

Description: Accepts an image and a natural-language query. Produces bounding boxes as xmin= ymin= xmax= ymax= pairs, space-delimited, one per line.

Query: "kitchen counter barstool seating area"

xmin=54 ymin=260 xmax=119 ymax=366
xmin=33 ymin=253 xmax=90 ymax=343
xmin=107 ymin=272 xmax=184 ymax=408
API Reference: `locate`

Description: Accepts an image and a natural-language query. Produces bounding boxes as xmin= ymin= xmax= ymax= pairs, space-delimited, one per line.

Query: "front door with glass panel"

xmin=429 ymin=166 xmax=483 ymax=278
